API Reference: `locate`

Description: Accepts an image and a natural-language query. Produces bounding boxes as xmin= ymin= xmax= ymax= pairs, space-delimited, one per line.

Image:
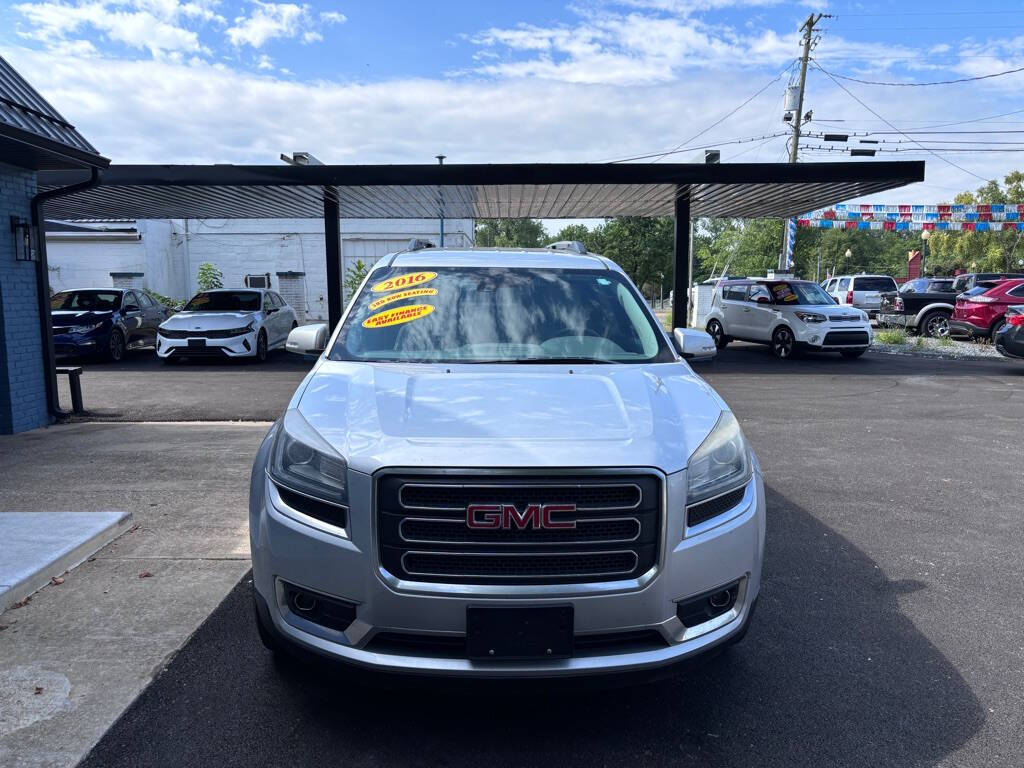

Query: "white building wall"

xmin=46 ymin=217 xmax=474 ymax=320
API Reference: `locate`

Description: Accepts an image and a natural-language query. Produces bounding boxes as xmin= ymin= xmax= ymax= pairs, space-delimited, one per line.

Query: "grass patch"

xmin=875 ymin=328 xmax=908 ymax=345
xmin=937 ymin=336 xmax=954 ymax=348
xmin=914 ymin=335 xmax=924 ymax=348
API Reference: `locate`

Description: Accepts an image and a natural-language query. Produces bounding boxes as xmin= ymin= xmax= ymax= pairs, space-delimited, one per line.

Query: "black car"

xmin=950 ymin=272 xmax=1024 ymax=294
xmin=878 ymin=277 xmax=958 ymax=337
xmin=51 ymin=289 xmax=171 ymax=361
xmin=995 ymin=305 xmax=1024 ymax=360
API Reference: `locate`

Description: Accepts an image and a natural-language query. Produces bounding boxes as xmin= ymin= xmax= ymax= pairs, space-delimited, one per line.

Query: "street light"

xmin=920 ymin=229 xmax=931 ymax=275
xmin=845 ymin=248 xmax=852 ymax=270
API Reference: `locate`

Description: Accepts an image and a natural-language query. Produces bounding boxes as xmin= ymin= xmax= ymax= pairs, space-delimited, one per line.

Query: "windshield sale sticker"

xmin=362 ymin=304 xmax=435 ymax=328
xmin=371 ymin=271 xmax=437 ymax=293
xmin=368 ymin=287 xmax=438 ymax=311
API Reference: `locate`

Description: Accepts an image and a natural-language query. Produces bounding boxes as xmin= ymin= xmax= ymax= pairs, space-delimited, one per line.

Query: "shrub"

xmin=145 ymin=290 xmax=185 ymax=311
xmin=875 ymin=328 xmax=908 ymax=345
xmin=196 ymin=262 xmax=223 ymax=291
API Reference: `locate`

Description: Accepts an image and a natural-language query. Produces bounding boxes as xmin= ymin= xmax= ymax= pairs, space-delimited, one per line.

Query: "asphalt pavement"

xmin=73 ymin=344 xmax=1022 ymax=768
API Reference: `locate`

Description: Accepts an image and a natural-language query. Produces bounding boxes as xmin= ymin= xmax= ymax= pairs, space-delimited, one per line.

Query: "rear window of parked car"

xmin=723 ymin=285 xmax=747 ymax=301
xmin=853 ymin=277 xmax=897 ymax=291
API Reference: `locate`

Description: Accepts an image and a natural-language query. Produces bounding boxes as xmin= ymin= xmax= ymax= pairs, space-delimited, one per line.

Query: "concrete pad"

xmin=0 ymin=421 xmax=264 ymax=768
xmin=0 ymin=511 xmax=133 ymax=613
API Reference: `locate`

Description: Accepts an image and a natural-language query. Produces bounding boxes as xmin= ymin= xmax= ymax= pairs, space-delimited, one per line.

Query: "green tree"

xmin=475 ymin=219 xmax=546 ymax=247
xmin=196 ymin=262 xmax=223 ymax=290
xmin=344 ymin=259 xmax=369 ymax=306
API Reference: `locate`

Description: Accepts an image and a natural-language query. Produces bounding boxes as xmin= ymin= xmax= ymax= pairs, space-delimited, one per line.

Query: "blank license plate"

xmin=187 ymin=338 xmax=206 ymax=348
xmin=467 ymin=606 xmax=573 ymax=661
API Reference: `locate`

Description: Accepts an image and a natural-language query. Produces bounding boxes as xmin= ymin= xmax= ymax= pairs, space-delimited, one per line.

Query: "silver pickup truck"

xmin=250 ymin=243 xmax=765 ymax=678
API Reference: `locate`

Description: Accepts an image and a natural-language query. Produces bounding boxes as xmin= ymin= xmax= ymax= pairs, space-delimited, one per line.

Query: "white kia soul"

xmin=250 ymin=243 xmax=765 ymax=678
xmin=704 ymin=278 xmax=872 ymax=359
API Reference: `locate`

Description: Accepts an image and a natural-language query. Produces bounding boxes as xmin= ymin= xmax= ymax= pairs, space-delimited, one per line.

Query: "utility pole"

xmin=436 ymin=154 xmax=446 ymax=247
xmin=788 ymin=13 xmax=827 ymax=164
xmin=780 ymin=12 xmax=829 ymax=271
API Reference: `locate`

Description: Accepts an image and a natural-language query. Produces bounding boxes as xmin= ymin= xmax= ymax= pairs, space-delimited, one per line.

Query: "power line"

xmin=605 ymin=63 xmax=795 ymax=164
xmin=607 ymin=132 xmax=792 ymax=163
xmin=817 ymin=63 xmax=1024 ymax=87
xmin=810 ymin=60 xmax=991 ymax=182
xmin=812 ymin=106 xmax=1024 ymax=129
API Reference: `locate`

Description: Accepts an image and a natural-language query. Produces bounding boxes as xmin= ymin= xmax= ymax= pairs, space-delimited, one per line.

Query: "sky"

xmin=4 ymin=0 xmax=1024 ymax=208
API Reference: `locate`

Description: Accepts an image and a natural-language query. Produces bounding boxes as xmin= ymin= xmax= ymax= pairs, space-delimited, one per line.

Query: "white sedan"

xmin=156 ymin=289 xmax=297 ymax=362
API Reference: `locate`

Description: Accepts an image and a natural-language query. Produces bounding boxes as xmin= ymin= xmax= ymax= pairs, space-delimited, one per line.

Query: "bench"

xmin=55 ymin=366 xmax=85 ymax=415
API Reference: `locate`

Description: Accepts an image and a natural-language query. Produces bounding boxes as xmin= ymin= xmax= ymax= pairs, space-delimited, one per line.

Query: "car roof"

xmin=58 ymin=287 xmax=124 ymax=292
xmin=197 ymin=288 xmax=265 ymax=293
xmin=380 ymin=247 xmax=620 ymax=272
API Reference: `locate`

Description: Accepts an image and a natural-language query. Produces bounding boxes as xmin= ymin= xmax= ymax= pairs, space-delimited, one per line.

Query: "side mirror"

xmin=756 ymin=296 xmax=771 ymax=304
xmin=286 ymin=323 xmax=328 ymax=356
xmin=672 ymin=328 xmax=717 ymax=362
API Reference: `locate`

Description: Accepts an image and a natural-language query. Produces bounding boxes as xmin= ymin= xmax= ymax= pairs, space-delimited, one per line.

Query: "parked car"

xmin=878 ymin=277 xmax=958 ymax=337
xmin=995 ymin=305 xmax=1024 ymax=360
xmin=950 ymin=279 xmax=1024 ymax=341
xmin=950 ymin=272 xmax=1024 ymax=294
xmin=705 ymin=278 xmax=872 ymax=359
xmin=827 ymin=274 xmax=898 ymax=317
xmin=51 ymin=288 xmax=170 ymax=362
xmin=251 ymin=244 xmax=760 ymax=678
xmin=156 ymin=288 xmax=297 ymax=363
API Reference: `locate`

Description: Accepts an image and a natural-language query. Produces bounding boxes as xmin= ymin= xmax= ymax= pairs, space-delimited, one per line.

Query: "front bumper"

xmin=250 ymin=465 xmax=766 ymax=678
xmin=156 ymin=330 xmax=257 ymax=357
xmin=792 ymin=322 xmax=873 ymax=351
xmin=53 ymin=331 xmax=105 ymax=357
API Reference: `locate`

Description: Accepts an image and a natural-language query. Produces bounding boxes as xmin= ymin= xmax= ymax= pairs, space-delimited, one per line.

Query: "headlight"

xmin=228 ymin=322 xmax=256 ymax=336
xmin=268 ymin=409 xmax=348 ymax=505
xmin=795 ymin=311 xmax=826 ymax=323
xmin=69 ymin=322 xmax=104 ymax=334
xmin=687 ymin=411 xmax=752 ymax=505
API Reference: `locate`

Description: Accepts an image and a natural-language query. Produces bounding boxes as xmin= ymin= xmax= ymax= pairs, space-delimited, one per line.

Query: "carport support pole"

xmin=672 ymin=188 xmax=691 ymax=329
xmin=324 ymin=194 xmax=342 ymax=329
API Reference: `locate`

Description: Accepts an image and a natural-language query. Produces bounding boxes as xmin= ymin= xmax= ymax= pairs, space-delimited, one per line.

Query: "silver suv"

xmin=250 ymin=245 xmax=765 ymax=678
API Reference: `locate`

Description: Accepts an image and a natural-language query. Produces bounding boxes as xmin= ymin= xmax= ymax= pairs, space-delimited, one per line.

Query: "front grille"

xmin=822 ymin=330 xmax=870 ymax=346
xmin=379 ymin=473 xmax=661 ymax=585
xmin=828 ymin=314 xmax=863 ymax=323
xmin=159 ymin=328 xmax=246 ymax=339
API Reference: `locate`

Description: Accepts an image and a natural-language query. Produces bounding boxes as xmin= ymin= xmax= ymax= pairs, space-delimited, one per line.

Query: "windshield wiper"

xmin=510 ymin=356 xmax=623 ymax=364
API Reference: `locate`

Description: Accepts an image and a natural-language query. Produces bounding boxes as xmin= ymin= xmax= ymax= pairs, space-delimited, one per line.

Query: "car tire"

xmin=920 ymin=311 xmax=951 ymax=338
xmin=254 ymin=329 xmax=268 ymax=363
xmin=106 ymin=329 xmax=125 ymax=362
xmin=840 ymin=348 xmax=865 ymax=359
xmin=991 ymin=320 xmax=1007 ymax=343
xmin=770 ymin=326 xmax=795 ymax=359
xmin=706 ymin=319 xmax=728 ymax=349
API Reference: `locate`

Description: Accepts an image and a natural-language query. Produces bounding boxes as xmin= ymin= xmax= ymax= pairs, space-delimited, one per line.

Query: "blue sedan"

xmin=51 ymin=289 xmax=171 ymax=362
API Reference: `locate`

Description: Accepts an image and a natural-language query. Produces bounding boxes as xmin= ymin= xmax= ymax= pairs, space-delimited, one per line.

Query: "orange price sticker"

xmin=362 ymin=304 xmax=435 ymax=329
xmin=371 ymin=271 xmax=437 ymax=293
xmin=368 ymin=287 xmax=438 ymax=311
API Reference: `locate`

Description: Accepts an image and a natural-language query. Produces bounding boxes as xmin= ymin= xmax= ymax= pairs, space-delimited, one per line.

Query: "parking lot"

xmin=13 ymin=345 xmax=1018 ymax=766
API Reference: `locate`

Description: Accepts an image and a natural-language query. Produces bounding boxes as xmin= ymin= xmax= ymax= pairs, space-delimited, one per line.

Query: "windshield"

xmin=766 ymin=282 xmax=835 ymax=305
xmin=900 ymin=279 xmax=928 ymax=294
xmin=330 ymin=267 xmax=673 ymax=364
xmin=183 ymin=291 xmax=260 ymax=312
xmin=50 ymin=290 xmax=121 ymax=311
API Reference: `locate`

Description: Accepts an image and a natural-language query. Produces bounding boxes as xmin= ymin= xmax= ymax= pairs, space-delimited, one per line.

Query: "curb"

xmin=0 ymin=511 xmax=134 ymax=614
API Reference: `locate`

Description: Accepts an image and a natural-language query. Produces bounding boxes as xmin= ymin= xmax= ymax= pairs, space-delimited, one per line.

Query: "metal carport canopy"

xmin=37 ymin=160 xmax=925 ymax=328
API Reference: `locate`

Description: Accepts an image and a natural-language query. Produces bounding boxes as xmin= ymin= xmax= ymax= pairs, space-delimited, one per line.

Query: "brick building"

xmin=0 ymin=55 xmax=107 ymax=433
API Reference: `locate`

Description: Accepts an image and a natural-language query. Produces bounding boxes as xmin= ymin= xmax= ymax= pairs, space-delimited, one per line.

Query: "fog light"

xmin=242 ymin=338 xmax=251 ymax=351
xmin=676 ymin=580 xmax=740 ymax=628
xmin=281 ymin=581 xmax=356 ymax=633
xmin=810 ymin=335 xmax=820 ymax=344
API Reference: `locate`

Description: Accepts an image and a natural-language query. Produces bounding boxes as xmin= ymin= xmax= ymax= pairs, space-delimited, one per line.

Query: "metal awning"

xmin=0 ymin=55 xmax=108 ymax=170
xmin=37 ymin=161 xmax=924 ymax=220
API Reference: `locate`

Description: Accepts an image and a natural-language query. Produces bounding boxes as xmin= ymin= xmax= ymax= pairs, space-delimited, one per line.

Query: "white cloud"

xmin=256 ymin=53 xmax=274 ymax=69
xmin=226 ymin=1 xmax=338 ymax=48
xmin=13 ymin=0 xmax=222 ymax=56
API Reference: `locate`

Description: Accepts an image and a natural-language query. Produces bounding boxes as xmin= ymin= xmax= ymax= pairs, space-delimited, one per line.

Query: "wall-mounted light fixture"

xmin=10 ymin=216 xmax=33 ymax=261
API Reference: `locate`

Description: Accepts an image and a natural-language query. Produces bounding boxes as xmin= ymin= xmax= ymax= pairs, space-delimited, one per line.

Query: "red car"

xmin=951 ymin=278 xmax=1024 ymax=341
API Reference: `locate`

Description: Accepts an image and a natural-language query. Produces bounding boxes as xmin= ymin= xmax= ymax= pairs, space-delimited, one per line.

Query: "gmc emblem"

xmin=466 ymin=503 xmax=577 ymax=530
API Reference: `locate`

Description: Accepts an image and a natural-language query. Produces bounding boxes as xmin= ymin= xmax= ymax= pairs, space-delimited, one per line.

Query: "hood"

xmin=160 ymin=311 xmax=259 ymax=331
xmin=51 ymin=310 xmax=113 ymax=324
xmin=295 ymin=361 xmax=726 ymax=474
